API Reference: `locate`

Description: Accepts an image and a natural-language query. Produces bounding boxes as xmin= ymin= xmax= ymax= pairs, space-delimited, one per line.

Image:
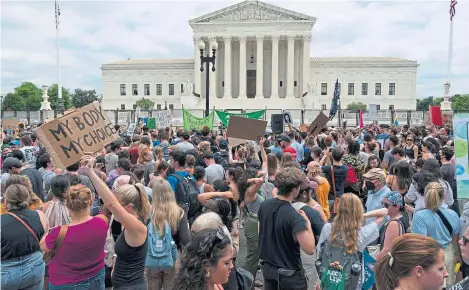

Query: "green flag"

xmin=215 ymin=109 xmax=265 ymax=127
xmin=183 ymin=107 xmax=214 ymax=131
xmin=147 ymin=118 xmax=156 ymax=129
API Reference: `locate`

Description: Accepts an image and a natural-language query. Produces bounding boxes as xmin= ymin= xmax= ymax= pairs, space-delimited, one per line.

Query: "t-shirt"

xmin=258 ymin=198 xmax=307 ymax=270
xmin=157 ymin=142 xmax=171 ymax=162
xmin=441 ymin=164 xmax=457 ymax=198
xmin=321 ymin=165 xmax=348 ymax=200
xmin=41 ymin=169 xmax=56 ymax=195
xmin=105 ymin=152 xmax=119 ymax=175
xmin=282 ymin=146 xmax=297 ymax=159
xmin=205 ymin=163 xmax=225 ymax=185
xmin=129 ymin=145 xmax=139 ymax=164
xmin=176 ymin=141 xmax=195 ymax=152
xmin=46 ymin=216 xmax=108 ymax=286
xmin=20 ymin=146 xmax=39 ymax=168
xmin=20 ymin=168 xmax=44 ymax=201
xmin=412 ymin=208 xmax=460 ymax=248
xmin=167 ymin=171 xmax=191 ymax=193
xmin=295 ymin=203 xmax=325 ymax=244
xmin=449 ymin=275 xmax=469 ymax=290
xmin=383 ymin=149 xmax=395 ymax=167
xmin=376 ymin=133 xmax=389 ymax=149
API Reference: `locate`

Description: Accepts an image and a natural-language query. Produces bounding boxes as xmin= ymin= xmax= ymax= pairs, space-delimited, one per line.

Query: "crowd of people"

xmin=0 ymin=120 xmax=468 ymax=290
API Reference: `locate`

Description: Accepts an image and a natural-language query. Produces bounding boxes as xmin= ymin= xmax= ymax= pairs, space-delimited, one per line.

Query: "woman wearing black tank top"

xmin=81 ymin=156 xmax=150 ymax=290
xmin=1 ymin=184 xmax=49 ymax=290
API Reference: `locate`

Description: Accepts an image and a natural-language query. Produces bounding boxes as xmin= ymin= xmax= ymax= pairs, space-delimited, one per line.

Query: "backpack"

xmin=215 ymin=151 xmax=230 ymax=170
xmin=170 ymin=174 xmax=202 ymax=223
xmin=343 ymin=164 xmax=358 ymax=188
xmin=146 ymin=221 xmax=178 ymax=269
xmin=317 ymin=237 xmax=363 ymax=290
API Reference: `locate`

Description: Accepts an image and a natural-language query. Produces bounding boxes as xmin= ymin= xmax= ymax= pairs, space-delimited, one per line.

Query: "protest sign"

xmin=283 ymin=112 xmax=292 ymax=124
xmin=215 ymin=109 xmax=265 ymax=127
xmin=226 ymin=116 xmax=267 ymax=147
xmin=126 ymin=123 xmax=137 ymax=136
xmin=147 ymin=110 xmax=171 ymax=129
xmin=368 ymin=104 xmax=378 ymax=121
xmin=453 ymin=113 xmax=469 ymax=199
xmin=1 ymin=118 xmax=19 ymax=131
xmin=183 ymin=107 xmax=214 ymax=130
xmin=308 ymin=112 xmax=329 ymax=136
xmin=35 ymin=102 xmax=119 ymax=169
xmin=299 ymin=124 xmax=308 ymax=133
xmin=363 ymin=251 xmax=376 ymax=290
xmin=442 ymin=110 xmax=453 ymax=129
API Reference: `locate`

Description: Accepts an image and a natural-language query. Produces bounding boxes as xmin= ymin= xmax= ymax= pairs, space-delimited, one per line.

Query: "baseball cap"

xmin=9 ymin=140 xmax=20 ymax=146
xmin=96 ymin=155 xmax=106 ymax=165
xmin=280 ymin=135 xmax=291 ymax=143
xmin=219 ymin=139 xmax=228 ymax=149
xmin=1 ymin=144 xmax=10 ymax=150
xmin=3 ymin=157 xmax=23 ymax=171
xmin=363 ymin=168 xmax=386 ymax=180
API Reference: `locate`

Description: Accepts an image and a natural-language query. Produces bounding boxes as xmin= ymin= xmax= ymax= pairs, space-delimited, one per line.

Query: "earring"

xmin=206 ymin=270 xmax=211 ymax=278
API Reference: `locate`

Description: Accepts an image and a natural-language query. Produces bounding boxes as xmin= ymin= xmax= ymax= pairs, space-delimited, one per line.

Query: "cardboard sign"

xmin=308 ymin=112 xmax=330 ymax=136
xmin=35 ymin=102 xmax=119 ymax=169
xmin=299 ymin=124 xmax=308 ymax=133
xmin=283 ymin=112 xmax=292 ymax=124
xmin=226 ymin=116 xmax=267 ymax=147
xmin=1 ymin=118 xmax=19 ymax=131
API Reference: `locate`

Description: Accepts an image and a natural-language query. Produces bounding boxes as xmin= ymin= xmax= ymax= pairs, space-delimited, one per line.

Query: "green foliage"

xmin=2 ymin=92 xmax=25 ymax=111
xmin=135 ymin=97 xmax=155 ymax=110
xmin=346 ymin=102 xmax=367 ymax=111
xmin=71 ymin=89 xmax=98 ymax=108
xmin=1 ymin=82 xmax=42 ymax=111
xmin=452 ymin=94 xmax=469 ymax=111
xmin=416 ymin=97 xmax=440 ymax=111
xmin=48 ymin=84 xmax=73 ymax=110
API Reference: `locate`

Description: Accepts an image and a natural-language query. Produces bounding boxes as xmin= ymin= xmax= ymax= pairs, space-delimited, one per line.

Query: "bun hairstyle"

xmin=50 ymin=175 xmax=71 ymax=202
xmin=114 ymin=183 xmax=150 ymax=222
xmin=375 ymin=234 xmax=442 ymax=290
xmin=237 ymin=146 xmax=248 ymax=160
xmin=4 ymin=184 xmax=30 ymax=211
xmin=5 ymin=174 xmax=41 ymax=208
xmin=173 ymin=228 xmax=232 ymax=290
xmin=66 ymin=185 xmax=92 ymax=212
xmin=424 ymin=182 xmax=444 ymax=211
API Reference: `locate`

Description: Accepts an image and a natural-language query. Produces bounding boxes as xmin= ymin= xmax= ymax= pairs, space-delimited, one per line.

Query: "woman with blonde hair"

xmin=375 ymin=234 xmax=448 ymax=290
xmin=80 ymin=155 xmax=150 ymax=289
xmin=306 ymin=162 xmax=330 ymax=220
xmin=412 ymin=182 xmax=461 ymax=286
xmin=145 ymin=178 xmax=190 ymax=290
xmin=229 ymin=145 xmax=248 ymax=169
xmin=1 ymin=174 xmax=43 ymax=214
xmin=40 ymin=184 xmax=108 ymax=289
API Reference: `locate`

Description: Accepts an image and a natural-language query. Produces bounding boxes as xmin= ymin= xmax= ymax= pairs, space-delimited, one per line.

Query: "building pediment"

xmin=189 ymin=0 xmax=316 ymax=25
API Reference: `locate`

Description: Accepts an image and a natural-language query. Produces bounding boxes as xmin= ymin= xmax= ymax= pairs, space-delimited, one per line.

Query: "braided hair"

xmin=173 ymin=228 xmax=232 ymax=290
xmin=206 ymin=196 xmax=237 ymax=232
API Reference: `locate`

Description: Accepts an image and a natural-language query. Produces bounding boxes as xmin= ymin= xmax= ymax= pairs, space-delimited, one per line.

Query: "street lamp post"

xmin=0 ymin=95 xmax=3 ymax=118
xmin=199 ymin=40 xmax=217 ymax=117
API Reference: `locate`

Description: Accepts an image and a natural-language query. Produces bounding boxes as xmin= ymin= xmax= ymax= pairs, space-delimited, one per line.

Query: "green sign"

xmin=215 ymin=109 xmax=265 ymax=127
xmin=147 ymin=118 xmax=156 ymax=129
xmin=183 ymin=108 xmax=214 ymax=131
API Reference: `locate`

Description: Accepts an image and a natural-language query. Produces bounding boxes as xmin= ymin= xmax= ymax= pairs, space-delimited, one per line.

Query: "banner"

xmin=363 ymin=251 xmax=376 ymax=290
xmin=215 ymin=109 xmax=265 ymax=127
xmin=34 ymin=102 xmax=119 ymax=169
xmin=430 ymin=106 xmax=443 ymax=126
xmin=454 ymin=113 xmax=469 ymax=198
xmin=368 ymin=104 xmax=378 ymax=121
xmin=147 ymin=110 xmax=171 ymax=129
xmin=183 ymin=107 xmax=214 ymax=131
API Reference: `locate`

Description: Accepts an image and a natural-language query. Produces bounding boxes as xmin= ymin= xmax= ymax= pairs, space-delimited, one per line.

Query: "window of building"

xmin=389 ymin=83 xmax=395 ymax=95
xmin=132 ymin=84 xmax=138 ymax=96
xmin=133 ymin=104 xmax=137 ymax=109
xmin=169 ymin=84 xmax=174 ymax=96
xmin=180 ymin=84 xmax=184 ymax=94
xmin=157 ymin=104 xmax=161 ymax=110
xmin=279 ymin=81 xmax=283 ymax=87
xmin=377 ymin=105 xmax=381 ymax=110
xmin=321 ymin=83 xmax=327 ymax=95
xmin=144 ymin=84 xmax=150 ymax=96
xmin=120 ymin=104 xmax=125 ymax=109
xmin=169 ymin=104 xmax=174 ymax=110
xmin=362 ymin=83 xmax=368 ymax=95
xmin=389 ymin=105 xmax=394 ymax=110
xmin=348 ymin=83 xmax=354 ymax=95
xmin=120 ymin=84 xmax=126 ymax=96
xmin=156 ymin=84 xmax=162 ymax=96
xmin=321 ymin=104 xmax=327 ymax=110
xmin=294 ymin=81 xmax=297 ymax=87
xmin=375 ymin=83 xmax=381 ymax=95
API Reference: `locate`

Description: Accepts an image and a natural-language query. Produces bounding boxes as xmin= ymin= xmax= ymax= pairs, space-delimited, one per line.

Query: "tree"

xmin=346 ymin=102 xmax=367 ymax=111
xmin=416 ymin=97 xmax=437 ymax=111
xmin=135 ymin=98 xmax=155 ymax=110
xmin=452 ymin=94 xmax=469 ymax=111
xmin=2 ymin=92 xmax=25 ymax=111
xmin=1 ymin=82 xmax=42 ymax=111
xmin=48 ymin=84 xmax=73 ymax=110
xmin=71 ymin=88 xmax=98 ymax=108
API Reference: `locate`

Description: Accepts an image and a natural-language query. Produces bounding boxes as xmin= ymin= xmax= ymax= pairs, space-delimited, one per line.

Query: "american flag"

xmin=450 ymin=0 xmax=457 ymax=21
xmin=55 ymin=1 xmax=61 ymax=29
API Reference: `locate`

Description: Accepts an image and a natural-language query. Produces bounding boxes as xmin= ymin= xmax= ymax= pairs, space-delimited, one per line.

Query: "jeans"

xmin=49 ymin=268 xmax=105 ymax=290
xmin=260 ymin=261 xmax=308 ymax=290
xmin=113 ymin=280 xmax=146 ymax=290
xmin=144 ymin=267 xmax=175 ymax=290
xmin=1 ymin=251 xmax=45 ymax=290
xmin=244 ymin=213 xmax=260 ymax=287
xmin=443 ymin=243 xmax=455 ymax=287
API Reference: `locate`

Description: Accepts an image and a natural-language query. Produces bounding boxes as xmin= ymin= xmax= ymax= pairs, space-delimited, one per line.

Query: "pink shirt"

xmin=46 ymin=216 xmax=108 ymax=286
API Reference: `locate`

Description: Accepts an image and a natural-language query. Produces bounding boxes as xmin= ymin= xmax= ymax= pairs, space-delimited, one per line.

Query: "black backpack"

xmin=215 ymin=151 xmax=230 ymax=170
xmin=170 ymin=174 xmax=202 ymax=224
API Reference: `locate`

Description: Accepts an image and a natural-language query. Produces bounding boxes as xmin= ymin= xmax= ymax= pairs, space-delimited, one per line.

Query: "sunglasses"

xmin=381 ymin=201 xmax=394 ymax=208
xmin=406 ymin=139 xmax=413 ymax=141
xmin=463 ymin=236 xmax=469 ymax=246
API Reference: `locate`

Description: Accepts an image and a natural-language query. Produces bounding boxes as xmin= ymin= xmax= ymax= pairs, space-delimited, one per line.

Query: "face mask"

xmin=366 ymin=181 xmax=376 ymax=192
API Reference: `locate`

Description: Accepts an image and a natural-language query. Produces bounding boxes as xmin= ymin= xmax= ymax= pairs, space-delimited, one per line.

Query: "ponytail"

xmin=424 ymin=182 xmax=443 ymax=211
xmin=375 ymin=253 xmax=399 ymax=290
xmin=135 ymin=183 xmax=150 ymax=222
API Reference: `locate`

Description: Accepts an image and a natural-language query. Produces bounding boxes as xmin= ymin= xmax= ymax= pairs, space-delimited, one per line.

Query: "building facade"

xmin=101 ymin=0 xmax=418 ymax=111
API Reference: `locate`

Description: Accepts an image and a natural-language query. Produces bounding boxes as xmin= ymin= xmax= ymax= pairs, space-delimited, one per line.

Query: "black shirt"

xmin=20 ymin=168 xmax=44 ymax=201
xmin=441 ymin=164 xmax=457 ymax=198
xmin=321 ymin=165 xmax=348 ymax=200
xmin=298 ymin=204 xmax=325 ymax=245
xmin=1 ymin=209 xmax=45 ymax=260
xmin=258 ymin=198 xmax=307 ymax=270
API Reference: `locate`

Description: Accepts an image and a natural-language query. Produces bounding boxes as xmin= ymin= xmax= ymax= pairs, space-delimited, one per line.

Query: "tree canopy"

xmin=2 ymin=82 xmax=42 ymax=111
xmin=47 ymin=84 xmax=73 ymax=110
xmin=135 ymin=98 xmax=155 ymax=110
xmin=71 ymin=89 xmax=99 ymax=108
xmin=346 ymin=102 xmax=367 ymax=111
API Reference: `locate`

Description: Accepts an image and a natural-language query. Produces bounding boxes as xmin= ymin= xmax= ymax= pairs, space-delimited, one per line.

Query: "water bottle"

xmin=315 ymin=260 xmax=323 ymax=277
xmin=349 ymin=263 xmax=361 ymax=290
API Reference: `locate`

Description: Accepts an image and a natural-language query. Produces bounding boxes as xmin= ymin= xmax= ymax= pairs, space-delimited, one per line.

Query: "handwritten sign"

xmin=35 ymin=102 xmax=119 ymax=169
xmin=226 ymin=116 xmax=267 ymax=147
xmin=308 ymin=112 xmax=329 ymax=136
xmin=147 ymin=110 xmax=171 ymax=129
xmin=1 ymin=118 xmax=18 ymax=131
xmin=363 ymin=251 xmax=376 ymax=290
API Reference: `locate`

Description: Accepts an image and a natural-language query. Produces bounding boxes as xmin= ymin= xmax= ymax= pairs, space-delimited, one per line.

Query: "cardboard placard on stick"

xmin=1 ymin=118 xmax=19 ymax=131
xmin=308 ymin=112 xmax=329 ymax=136
xmin=35 ymin=102 xmax=119 ymax=169
xmin=226 ymin=116 xmax=267 ymax=147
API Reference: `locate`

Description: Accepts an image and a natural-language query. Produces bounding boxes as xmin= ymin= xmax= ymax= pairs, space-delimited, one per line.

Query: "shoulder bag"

xmin=436 ymin=209 xmax=454 ymax=236
xmin=7 ymin=212 xmax=40 ymax=244
xmin=43 ymin=225 xmax=69 ymax=265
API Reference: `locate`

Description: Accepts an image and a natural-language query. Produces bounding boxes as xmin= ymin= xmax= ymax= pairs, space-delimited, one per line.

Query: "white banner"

xmin=368 ymin=104 xmax=378 ymax=121
xmin=152 ymin=110 xmax=172 ymax=129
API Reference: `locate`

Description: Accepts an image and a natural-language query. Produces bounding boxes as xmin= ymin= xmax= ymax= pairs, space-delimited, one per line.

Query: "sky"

xmin=1 ymin=0 xmax=468 ymax=99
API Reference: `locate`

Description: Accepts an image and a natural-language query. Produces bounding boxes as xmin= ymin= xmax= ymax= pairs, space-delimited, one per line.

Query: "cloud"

xmin=1 ymin=0 xmax=468 ymax=98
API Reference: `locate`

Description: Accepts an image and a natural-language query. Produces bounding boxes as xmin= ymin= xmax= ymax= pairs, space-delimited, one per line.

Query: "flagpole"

xmin=56 ymin=1 xmax=64 ymax=112
xmin=441 ymin=3 xmax=455 ymax=111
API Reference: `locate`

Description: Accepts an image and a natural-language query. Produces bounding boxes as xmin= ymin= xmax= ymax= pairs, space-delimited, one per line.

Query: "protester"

xmin=38 ymin=153 xmax=56 ymax=194
xmin=42 ymin=175 xmax=71 ymax=228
